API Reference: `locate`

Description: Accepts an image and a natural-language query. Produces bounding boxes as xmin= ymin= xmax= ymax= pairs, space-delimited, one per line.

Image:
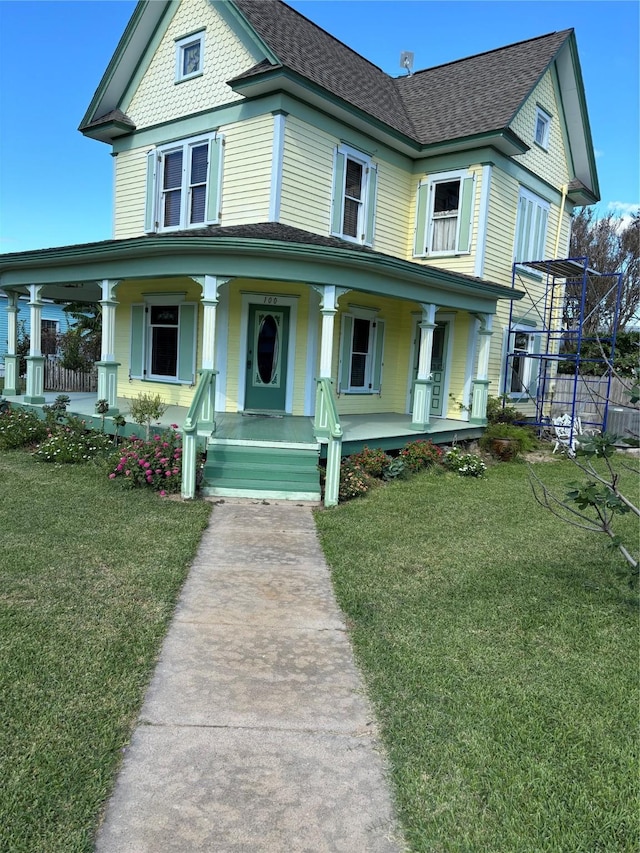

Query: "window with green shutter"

xmin=129 ymin=300 xmax=196 ymax=384
xmin=330 ymin=144 xmax=378 ymax=246
xmin=413 ymin=170 xmax=475 ymax=257
xmin=145 ymin=133 xmax=223 ymax=233
xmin=338 ymin=313 xmax=385 ymax=394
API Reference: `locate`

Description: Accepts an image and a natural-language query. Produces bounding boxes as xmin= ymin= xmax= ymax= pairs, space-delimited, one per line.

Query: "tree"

xmin=58 ymin=302 xmax=102 ymax=371
xmin=565 ymin=207 xmax=639 ymax=334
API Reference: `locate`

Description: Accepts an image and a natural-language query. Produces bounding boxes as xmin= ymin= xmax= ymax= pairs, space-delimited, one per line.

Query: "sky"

xmin=0 ymin=0 xmax=638 ymax=254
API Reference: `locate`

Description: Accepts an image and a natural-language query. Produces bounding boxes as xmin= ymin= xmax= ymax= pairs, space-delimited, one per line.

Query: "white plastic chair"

xmin=552 ymin=413 xmax=582 ymax=455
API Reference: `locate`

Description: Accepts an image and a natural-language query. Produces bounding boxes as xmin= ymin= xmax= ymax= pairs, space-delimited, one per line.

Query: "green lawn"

xmin=0 ymin=451 xmax=211 ymax=853
xmin=315 ymin=459 xmax=639 ymax=853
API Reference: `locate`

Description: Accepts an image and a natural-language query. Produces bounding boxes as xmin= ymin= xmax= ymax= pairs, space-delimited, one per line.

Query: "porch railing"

xmin=181 ymin=369 xmax=217 ymax=499
xmin=313 ymin=377 xmax=343 ymax=507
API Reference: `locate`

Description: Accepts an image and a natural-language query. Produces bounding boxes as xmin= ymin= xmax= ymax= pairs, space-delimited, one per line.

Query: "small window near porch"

xmin=149 ymin=305 xmax=179 ymax=378
xmin=41 ymin=319 xmax=58 ymax=356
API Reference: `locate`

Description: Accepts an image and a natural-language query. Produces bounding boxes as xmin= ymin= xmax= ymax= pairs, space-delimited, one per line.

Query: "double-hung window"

xmin=414 ymin=170 xmax=475 ymax=257
xmin=507 ymin=326 xmax=539 ymax=398
xmin=338 ymin=309 xmax=385 ymax=394
xmin=130 ymin=297 xmax=197 ymax=385
xmin=41 ymin=319 xmax=59 ymax=356
xmin=145 ymin=133 xmax=223 ymax=233
xmin=514 ymin=187 xmax=549 ymax=264
xmin=331 ymin=144 xmax=377 ymax=245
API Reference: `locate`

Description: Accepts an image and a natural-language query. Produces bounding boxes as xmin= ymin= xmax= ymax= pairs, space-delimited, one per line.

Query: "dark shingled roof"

xmin=394 ymin=30 xmax=572 ymax=145
xmin=84 ymin=108 xmax=135 ymax=130
xmin=232 ymin=0 xmax=418 ymax=138
xmin=232 ymin=1 xmax=571 ymax=146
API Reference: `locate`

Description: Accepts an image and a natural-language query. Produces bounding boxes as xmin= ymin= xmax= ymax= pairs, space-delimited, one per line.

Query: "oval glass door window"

xmin=257 ymin=313 xmax=280 ymax=385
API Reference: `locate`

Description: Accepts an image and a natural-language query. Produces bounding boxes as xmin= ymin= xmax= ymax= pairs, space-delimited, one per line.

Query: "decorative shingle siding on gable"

xmin=510 ymin=70 xmax=571 ymax=190
xmin=124 ymin=0 xmax=256 ymax=131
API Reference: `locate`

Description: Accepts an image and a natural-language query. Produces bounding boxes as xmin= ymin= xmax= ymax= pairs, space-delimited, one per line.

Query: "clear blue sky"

xmin=0 ymin=0 xmax=638 ymax=254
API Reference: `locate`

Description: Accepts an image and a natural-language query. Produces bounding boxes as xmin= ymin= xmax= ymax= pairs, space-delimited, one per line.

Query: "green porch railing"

xmin=313 ymin=377 xmax=342 ymax=507
xmin=181 ymin=369 xmax=217 ymax=499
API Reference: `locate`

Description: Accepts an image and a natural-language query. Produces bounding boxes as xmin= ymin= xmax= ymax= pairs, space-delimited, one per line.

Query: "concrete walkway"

xmin=95 ymin=500 xmax=404 ymax=852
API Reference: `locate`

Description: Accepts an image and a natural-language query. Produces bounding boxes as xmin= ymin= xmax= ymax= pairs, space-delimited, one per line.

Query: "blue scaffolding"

xmin=503 ymin=256 xmax=624 ymax=443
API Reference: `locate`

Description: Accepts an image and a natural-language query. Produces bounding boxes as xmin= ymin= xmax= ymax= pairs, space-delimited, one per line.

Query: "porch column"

xmin=198 ymin=275 xmax=229 ymax=429
xmin=24 ymin=285 xmax=45 ymax=403
xmin=96 ymin=279 xmax=121 ymax=415
xmin=410 ymin=303 xmax=437 ymax=431
xmin=319 ymin=285 xmax=339 ymax=378
xmin=3 ymin=291 xmax=21 ymax=395
xmin=470 ymin=313 xmax=493 ymax=424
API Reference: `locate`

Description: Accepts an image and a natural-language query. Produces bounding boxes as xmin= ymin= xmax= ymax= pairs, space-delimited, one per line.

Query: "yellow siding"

xmin=113 ymin=148 xmax=148 ymax=239
xmin=483 ymin=167 xmax=520 ymax=287
xmin=279 ymin=116 xmax=334 ymax=236
xmin=374 ymin=159 xmax=414 ymax=258
xmin=125 ymin=0 xmax=256 ymax=130
xmin=510 ymin=70 xmax=571 ymax=190
xmin=444 ymin=313 xmax=471 ymax=418
xmin=219 ymin=114 xmax=273 ymax=225
xmin=114 ymin=277 xmax=203 ymax=409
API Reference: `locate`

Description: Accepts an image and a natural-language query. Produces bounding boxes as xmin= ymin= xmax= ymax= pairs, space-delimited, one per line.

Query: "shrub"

xmin=486 ymin=395 xmax=525 ymax=425
xmin=34 ymin=424 xmax=114 ymax=464
xmin=382 ymin=456 xmax=408 ymax=481
xmin=338 ymin=458 xmax=379 ymax=502
xmin=479 ymin=422 xmax=538 ymax=457
xmin=0 ymin=407 xmax=48 ymax=449
xmin=443 ymin=447 xmax=487 ymax=477
xmin=348 ymin=446 xmax=392 ymax=478
xmin=108 ymin=429 xmax=182 ymax=494
xmin=128 ymin=393 xmax=167 ymax=440
xmin=399 ymin=439 xmax=442 ymax=473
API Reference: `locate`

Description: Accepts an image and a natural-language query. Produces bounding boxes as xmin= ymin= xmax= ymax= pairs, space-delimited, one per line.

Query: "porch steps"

xmin=201 ymin=438 xmax=322 ymax=501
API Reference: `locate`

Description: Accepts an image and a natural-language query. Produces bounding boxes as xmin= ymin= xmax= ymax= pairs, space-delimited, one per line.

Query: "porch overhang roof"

xmin=0 ymin=226 xmax=523 ymax=313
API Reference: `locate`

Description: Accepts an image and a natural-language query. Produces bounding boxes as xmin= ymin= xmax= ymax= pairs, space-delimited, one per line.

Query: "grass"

xmin=315 ymin=458 xmax=639 ymax=852
xmin=0 ymin=451 xmax=211 ymax=852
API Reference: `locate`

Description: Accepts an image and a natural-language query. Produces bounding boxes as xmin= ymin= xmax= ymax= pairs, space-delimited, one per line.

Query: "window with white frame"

xmin=338 ymin=310 xmax=385 ymax=394
xmin=514 ymin=187 xmax=549 ymax=264
xmin=175 ymin=31 xmax=205 ymax=82
xmin=41 ymin=319 xmax=59 ymax=356
xmin=534 ymin=106 xmax=551 ymax=149
xmin=508 ymin=328 xmax=538 ymax=397
xmin=130 ymin=298 xmax=197 ymax=385
xmin=413 ymin=170 xmax=475 ymax=257
xmin=145 ymin=134 xmax=223 ymax=233
xmin=331 ymin=145 xmax=377 ymax=245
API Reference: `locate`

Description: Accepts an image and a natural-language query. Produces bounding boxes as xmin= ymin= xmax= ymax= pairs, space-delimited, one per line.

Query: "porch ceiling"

xmin=0 ymin=224 xmax=524 ymax=313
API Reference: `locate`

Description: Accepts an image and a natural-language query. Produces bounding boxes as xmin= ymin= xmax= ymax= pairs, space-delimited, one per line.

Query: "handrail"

xmin=182 ymin=369 xmax=217 ymax=499
xmin=314 ymin=377 xmax=342 ymax=507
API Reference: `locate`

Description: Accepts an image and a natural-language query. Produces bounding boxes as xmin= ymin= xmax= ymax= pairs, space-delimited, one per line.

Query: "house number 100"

xmin=263 ymin=296 xmax=278 ymax=304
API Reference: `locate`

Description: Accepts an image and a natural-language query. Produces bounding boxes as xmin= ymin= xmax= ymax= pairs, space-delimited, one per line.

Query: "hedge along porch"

xmin=0 ymin=228 xmax=523 ymax=504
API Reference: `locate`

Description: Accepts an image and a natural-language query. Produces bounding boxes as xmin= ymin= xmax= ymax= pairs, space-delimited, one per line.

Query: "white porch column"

xmin=410 ymin=303 xmax=437 ymax=430
xmin=24 ymin=285 xmax=45 ymax=403
xmin=319 ymin=285 xmax=339 ymax=378
xmin=2 ymin=291 xmax=20 ymax=395
xmin=470 ymin=313 xmax=493 ymax=424
xmin=96 ymin=279 xmax=121 ymax=415
xmin=198 ymin=275 xmax=230 ymax=428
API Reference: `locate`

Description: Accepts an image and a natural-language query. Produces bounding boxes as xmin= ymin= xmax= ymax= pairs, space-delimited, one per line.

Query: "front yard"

xmin=316 ymin=458 xmax=639 ymax=852
xmin=0 ymin=452 xmax=210 ymax=852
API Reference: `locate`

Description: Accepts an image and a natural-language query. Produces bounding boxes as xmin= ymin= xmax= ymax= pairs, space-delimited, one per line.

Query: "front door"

xmin=410 ymin=321 xmax=448 ymax=417
xmin=244 ymin=304 xmax=290 ymax=412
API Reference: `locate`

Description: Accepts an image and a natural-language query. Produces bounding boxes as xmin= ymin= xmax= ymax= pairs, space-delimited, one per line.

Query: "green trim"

xmin=458 ymin=175 xmax=475 ymax=253
xmin=565 ymin=35 xmax=600 ymax=200
xmin=119 ymin=3 xmax=178 ymax=114
xmin=221 ymin=1 xmax=279 ymax=65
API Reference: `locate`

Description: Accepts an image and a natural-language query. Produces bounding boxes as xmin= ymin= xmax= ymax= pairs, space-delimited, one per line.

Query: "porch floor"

xmin=3 ymin=392 xmax=484 ymax=451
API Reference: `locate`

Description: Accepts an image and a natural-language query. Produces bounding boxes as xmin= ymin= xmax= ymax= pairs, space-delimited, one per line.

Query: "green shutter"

xmin=364 ymin=164 xmax=378 ymax=245
xmin=205 ymin=136 xmax=223 ymax=224
xmin=413 ymin=182 xmax=429 ymax=256
xmin=145 ymin=150 xmax=157 ymax=233
xmin=371 ymin=319 xmax=385 ymax=393
xmin=535 ymin=207 xmax=549 ymax=260
xmin=178 ymin=303 xmax=197 ymax=384
xmin=338 ymin=314 xmax=353 ymax=392
xmin=331 ymin=149 xmax=346 ymax=235
xmin=457 ymin=175 xmax=475 ymax=253
xmin=130 ymin=305 xmax=146 ymax=379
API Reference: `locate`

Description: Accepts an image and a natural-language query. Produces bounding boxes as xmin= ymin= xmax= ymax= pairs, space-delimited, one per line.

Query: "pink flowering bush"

xmin=338 ymin=458 xmax=380 ymax=502
xmin=109 ymin=428 xmax=182 ymax=493
xmin=399 ymin=439 xmax=442 ymax=473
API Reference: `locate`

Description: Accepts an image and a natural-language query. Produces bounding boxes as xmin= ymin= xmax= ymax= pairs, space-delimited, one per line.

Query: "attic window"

xmin=534 ymin=107 xmax=551 ymax=149
xmin=175 ymin=31 xmax=204 ymax=82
